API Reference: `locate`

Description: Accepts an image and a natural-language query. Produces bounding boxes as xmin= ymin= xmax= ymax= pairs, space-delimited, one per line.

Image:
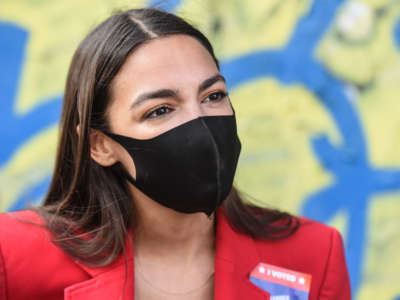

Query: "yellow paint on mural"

xmin=317 ymin=0 xmax=400 ymax=84
xmin=191 ymin=0 xmax=312 ymax=59
xmin=232 ymin=78 xmax=338 ymax=214
xmin=364 ymin=0 xmax=396 ymax=9
xmin=359 ymin=59 xmax=400 ymax=168
xmin=0 ymin=126 xmax=58 ymax=211
xmin=356 ymin=193 xmax=400 ymax=300
xmin=0 ymin=0 xmax=148 ymax=114
xmin=314 ymin=2 xmax=400 ymax=299
xmin=328 ymin=210 xmax=348 ymax=241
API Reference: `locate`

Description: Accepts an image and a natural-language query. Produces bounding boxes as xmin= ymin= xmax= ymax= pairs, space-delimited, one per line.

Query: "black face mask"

xmin=104 ymin=114 xmax=241 ymax=216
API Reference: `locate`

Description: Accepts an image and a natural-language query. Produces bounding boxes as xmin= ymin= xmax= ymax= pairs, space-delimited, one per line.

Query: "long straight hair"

xmin=38 ymin=8 xmax=299 ymax=267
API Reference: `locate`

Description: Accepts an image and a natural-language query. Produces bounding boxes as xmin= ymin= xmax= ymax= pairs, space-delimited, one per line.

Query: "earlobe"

xmin=89 ymin=130 xmax=119 ymax=167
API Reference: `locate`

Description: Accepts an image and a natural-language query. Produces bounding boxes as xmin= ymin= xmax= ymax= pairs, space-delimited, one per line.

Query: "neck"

xmin=129 ymin=184 xmax=216 ymax=265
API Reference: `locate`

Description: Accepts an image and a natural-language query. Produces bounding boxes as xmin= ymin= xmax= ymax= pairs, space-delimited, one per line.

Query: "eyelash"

xmin=201 ymin=91 xmax=229 ymax=103
xmin=144 ymin=91 xmax=229 ymax=119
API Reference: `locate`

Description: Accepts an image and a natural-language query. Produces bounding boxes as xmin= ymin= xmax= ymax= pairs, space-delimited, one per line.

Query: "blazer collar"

xmin=65 ymin=208 xmax=269 ymax=300
xmin=64 ymin=233 xmax=135 ymax=300
xmin=214 ymin=208 xmax=270 ymax=300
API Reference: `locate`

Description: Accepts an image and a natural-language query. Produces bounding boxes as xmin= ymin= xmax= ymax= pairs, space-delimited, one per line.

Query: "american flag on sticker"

xmin=249 ymin=263 xmax=312 ymax=300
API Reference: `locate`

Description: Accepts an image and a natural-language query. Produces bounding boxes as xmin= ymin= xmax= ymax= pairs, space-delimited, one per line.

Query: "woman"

xmin=0 ymin=8 xmax=351 ymax=300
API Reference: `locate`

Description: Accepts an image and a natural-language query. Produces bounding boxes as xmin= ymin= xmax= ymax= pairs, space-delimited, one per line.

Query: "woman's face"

xmin=97 ymin=34 xmax=232 ymax=177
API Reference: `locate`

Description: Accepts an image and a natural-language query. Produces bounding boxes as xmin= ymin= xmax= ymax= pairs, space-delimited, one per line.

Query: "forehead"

xmin=111 ymin=34 xmax=219 ymax=95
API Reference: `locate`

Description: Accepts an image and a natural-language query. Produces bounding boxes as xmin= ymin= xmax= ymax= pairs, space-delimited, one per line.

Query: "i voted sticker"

xmin=249 ymin=263 xmax=312 ymax=300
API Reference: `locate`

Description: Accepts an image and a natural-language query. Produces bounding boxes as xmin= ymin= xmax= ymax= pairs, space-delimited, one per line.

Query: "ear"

xmin=90 ymin=130 xmax=120 ymax=167
xmin=77 ymin=125 xmax=119 ymax=167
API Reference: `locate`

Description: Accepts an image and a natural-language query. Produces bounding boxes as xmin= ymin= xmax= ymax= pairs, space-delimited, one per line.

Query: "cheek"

xmin=205 ymin=99 xmax=233 ymax=116
xmin=107 ymin=106 xmax=125 ymax=133
xmin=224 ymin=101 xmax=234 ymax=115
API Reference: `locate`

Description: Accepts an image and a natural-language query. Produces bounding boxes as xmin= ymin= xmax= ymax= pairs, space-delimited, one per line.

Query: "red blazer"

xmin=0 ymin=208 xmax=351 ymax=300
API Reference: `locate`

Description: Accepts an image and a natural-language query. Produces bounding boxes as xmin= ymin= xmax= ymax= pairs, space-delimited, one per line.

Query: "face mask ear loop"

xmin=102 ymin=131 xmax=139 ymax=186
xmin=228 ymin=99 xmax=236 ymax=116
xmin=111 ymin=162 xmax=138 ymax=186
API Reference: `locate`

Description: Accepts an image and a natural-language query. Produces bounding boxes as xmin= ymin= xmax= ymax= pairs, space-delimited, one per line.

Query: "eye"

xmin=145 ymin=105 xmax=172 ymax=119
xmin=202 ymin=91 xmax=228 ymax=103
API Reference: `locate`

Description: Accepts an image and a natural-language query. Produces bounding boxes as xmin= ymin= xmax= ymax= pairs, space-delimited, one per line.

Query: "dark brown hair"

xmin=38 ymin=7 xmax=299 ymax=267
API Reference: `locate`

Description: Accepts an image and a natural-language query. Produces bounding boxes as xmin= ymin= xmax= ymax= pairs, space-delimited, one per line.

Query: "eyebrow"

xmin=130 ymin=74 xmax=226 ymax=110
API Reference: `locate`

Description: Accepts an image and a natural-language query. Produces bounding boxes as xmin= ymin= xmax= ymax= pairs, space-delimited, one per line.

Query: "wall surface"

xmin=1 ymin=0 xmax=399 ymax=299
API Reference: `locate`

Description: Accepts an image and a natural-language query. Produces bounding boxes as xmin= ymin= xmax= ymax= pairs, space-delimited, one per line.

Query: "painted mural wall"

xmin=1 ymin=0 xmax=399 ymax=299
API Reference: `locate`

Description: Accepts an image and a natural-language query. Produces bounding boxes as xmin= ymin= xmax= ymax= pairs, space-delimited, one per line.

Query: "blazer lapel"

xmin=214 ymin=208 xmax=270 ymax=300
xmin=64 ymin=235 xmax=135 ymax=300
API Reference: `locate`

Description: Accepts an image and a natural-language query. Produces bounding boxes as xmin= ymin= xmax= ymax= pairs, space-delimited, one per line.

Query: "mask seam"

xmin=200 ymin=118 xmax=221 ymax=213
